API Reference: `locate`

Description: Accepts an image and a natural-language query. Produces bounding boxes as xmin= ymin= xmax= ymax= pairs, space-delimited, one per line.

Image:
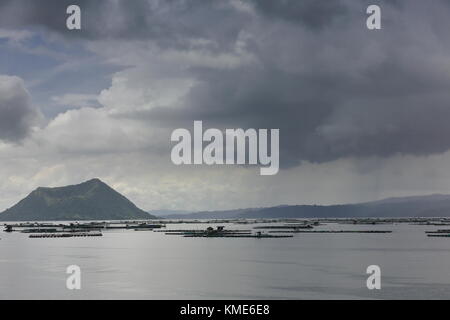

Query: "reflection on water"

xmin=1 ymin=222 xmax=450 ymax=299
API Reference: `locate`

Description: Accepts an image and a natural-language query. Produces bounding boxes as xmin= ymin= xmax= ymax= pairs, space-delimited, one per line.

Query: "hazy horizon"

xmin=4 ymin=176 xmax=450 ymax=214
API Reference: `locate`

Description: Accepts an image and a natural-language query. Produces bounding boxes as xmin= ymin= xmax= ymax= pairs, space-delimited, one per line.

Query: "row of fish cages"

xmin=29 ymin=232 xmax=103 ymax=238
xmin=161 ymin=226 xmax=293 ymax=238
xmin=158 ymin=223 xmax=450 ymax=239
xmin=267 ymin=230 xmax=393 ymax=234
xmin=251 ymin=222 xmax=393 ymax=235
xmin=2 ymin=221 xmax=166 ymax=234
xmin=310 ymin=217 xmax=450 ymax=226
xmin=157 ymin=224 xmax=393 ymax=238
xmin=425 ymin=229 xmax=450 ymax=238
xmin=154 ymin=217 xmax=397 ymax=238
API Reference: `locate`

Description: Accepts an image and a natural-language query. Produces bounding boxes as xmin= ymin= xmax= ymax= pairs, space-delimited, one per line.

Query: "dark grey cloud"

xmin=0 ymin=0 xmax=248 ymax=50
xmin=248 ymin=0 xmax=348 ymax=30
xmin=0 ymin=0 xmax=353 ymax=42
xmin=118 ymin=0 xmax=450 ymax=168
xmin=4 ymin=0 xmax=450 ymax=169
xmin=0 ymin=75 xmax=40 ymax=142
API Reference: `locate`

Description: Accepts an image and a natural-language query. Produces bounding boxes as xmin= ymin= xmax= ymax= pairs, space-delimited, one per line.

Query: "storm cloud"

xmin=0 ymin=0 xmax=248 ymax=50
xmin=248 ymin=0 xmax=349 ymax=29
xmin=1 ymin=0 xmax=450 ymax=210
xmin=1 ymin=0 xmax=450 ymax=167
xmin=71 ymin=0 xmax=450 ymax=168
xmin=0 ymin=75 xmax=40 ymax=142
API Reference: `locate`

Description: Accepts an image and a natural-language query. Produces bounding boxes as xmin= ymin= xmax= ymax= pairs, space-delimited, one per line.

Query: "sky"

xmin=1 ymin=0 xmax=450 ymax=211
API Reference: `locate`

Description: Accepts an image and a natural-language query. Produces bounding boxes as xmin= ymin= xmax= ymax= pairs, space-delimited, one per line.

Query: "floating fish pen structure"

xmin=62 ymin=222 xmax=165 ymax=230
xmin=268 ymin=230 xmax=393 ymax=234
xmin=184 ymin=234 xmax=293 ymax=238
xmin=168 ymin=231 xmax=253 ymax=236
xmin=157 ymin=228 xmax=252 ymax=234
xmin=4 ymin=221 xmax=166 ymax=233
xmin=29 ymin=232 xmax=103 ymax=238
xmin=284 ymin=220 xmax=321 ymax=225
xmin=164 ymin=226 xmax=292 ymax=238
xmin=132 ymin=223 xmax=165 ymax=230
xmin=63 ymin=224 xmax=106 ymax=230
xmin=254 ymin=225 xmax=314 ymax=230
xmin=22 ymin=228 xmax=101 ymax=234
xmin=6 ymin=223 xmax=58 ymax=228
xmin=414 ymin=222 xmax=450 ymax=226
xmin=21 ymin=228 xmax=59 ymax=233
xmin=425 ymin=230 xmax=450 ymax=234
xmin=3 ymin=225 xmax=13 ymax=232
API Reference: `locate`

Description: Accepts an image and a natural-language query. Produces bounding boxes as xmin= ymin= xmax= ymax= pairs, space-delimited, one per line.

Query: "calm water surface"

xmin=1 ymin=222 xmax=450 ymax=299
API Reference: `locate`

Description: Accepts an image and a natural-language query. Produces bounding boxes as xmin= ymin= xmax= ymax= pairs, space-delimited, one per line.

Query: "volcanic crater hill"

xmin=0 ymin=178 xmax=156 ymax=221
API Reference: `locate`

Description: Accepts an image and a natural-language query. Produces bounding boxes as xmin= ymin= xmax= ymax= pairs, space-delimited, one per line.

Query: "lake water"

xmin=1 ymin=222 xmax=450 ymax=299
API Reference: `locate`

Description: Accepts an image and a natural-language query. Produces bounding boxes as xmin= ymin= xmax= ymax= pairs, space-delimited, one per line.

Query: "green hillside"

xmin=0 ymin=178 xmax=155 ymax=221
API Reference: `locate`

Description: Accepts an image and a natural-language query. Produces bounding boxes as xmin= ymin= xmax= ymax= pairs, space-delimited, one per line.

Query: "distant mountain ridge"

xmin=0 ymin=178 xmax=156 ymax=221
xmin=147 ymin=209 xmax=191 ymax=217
xmin=163 ymin=194 xmax=450 ymax=219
